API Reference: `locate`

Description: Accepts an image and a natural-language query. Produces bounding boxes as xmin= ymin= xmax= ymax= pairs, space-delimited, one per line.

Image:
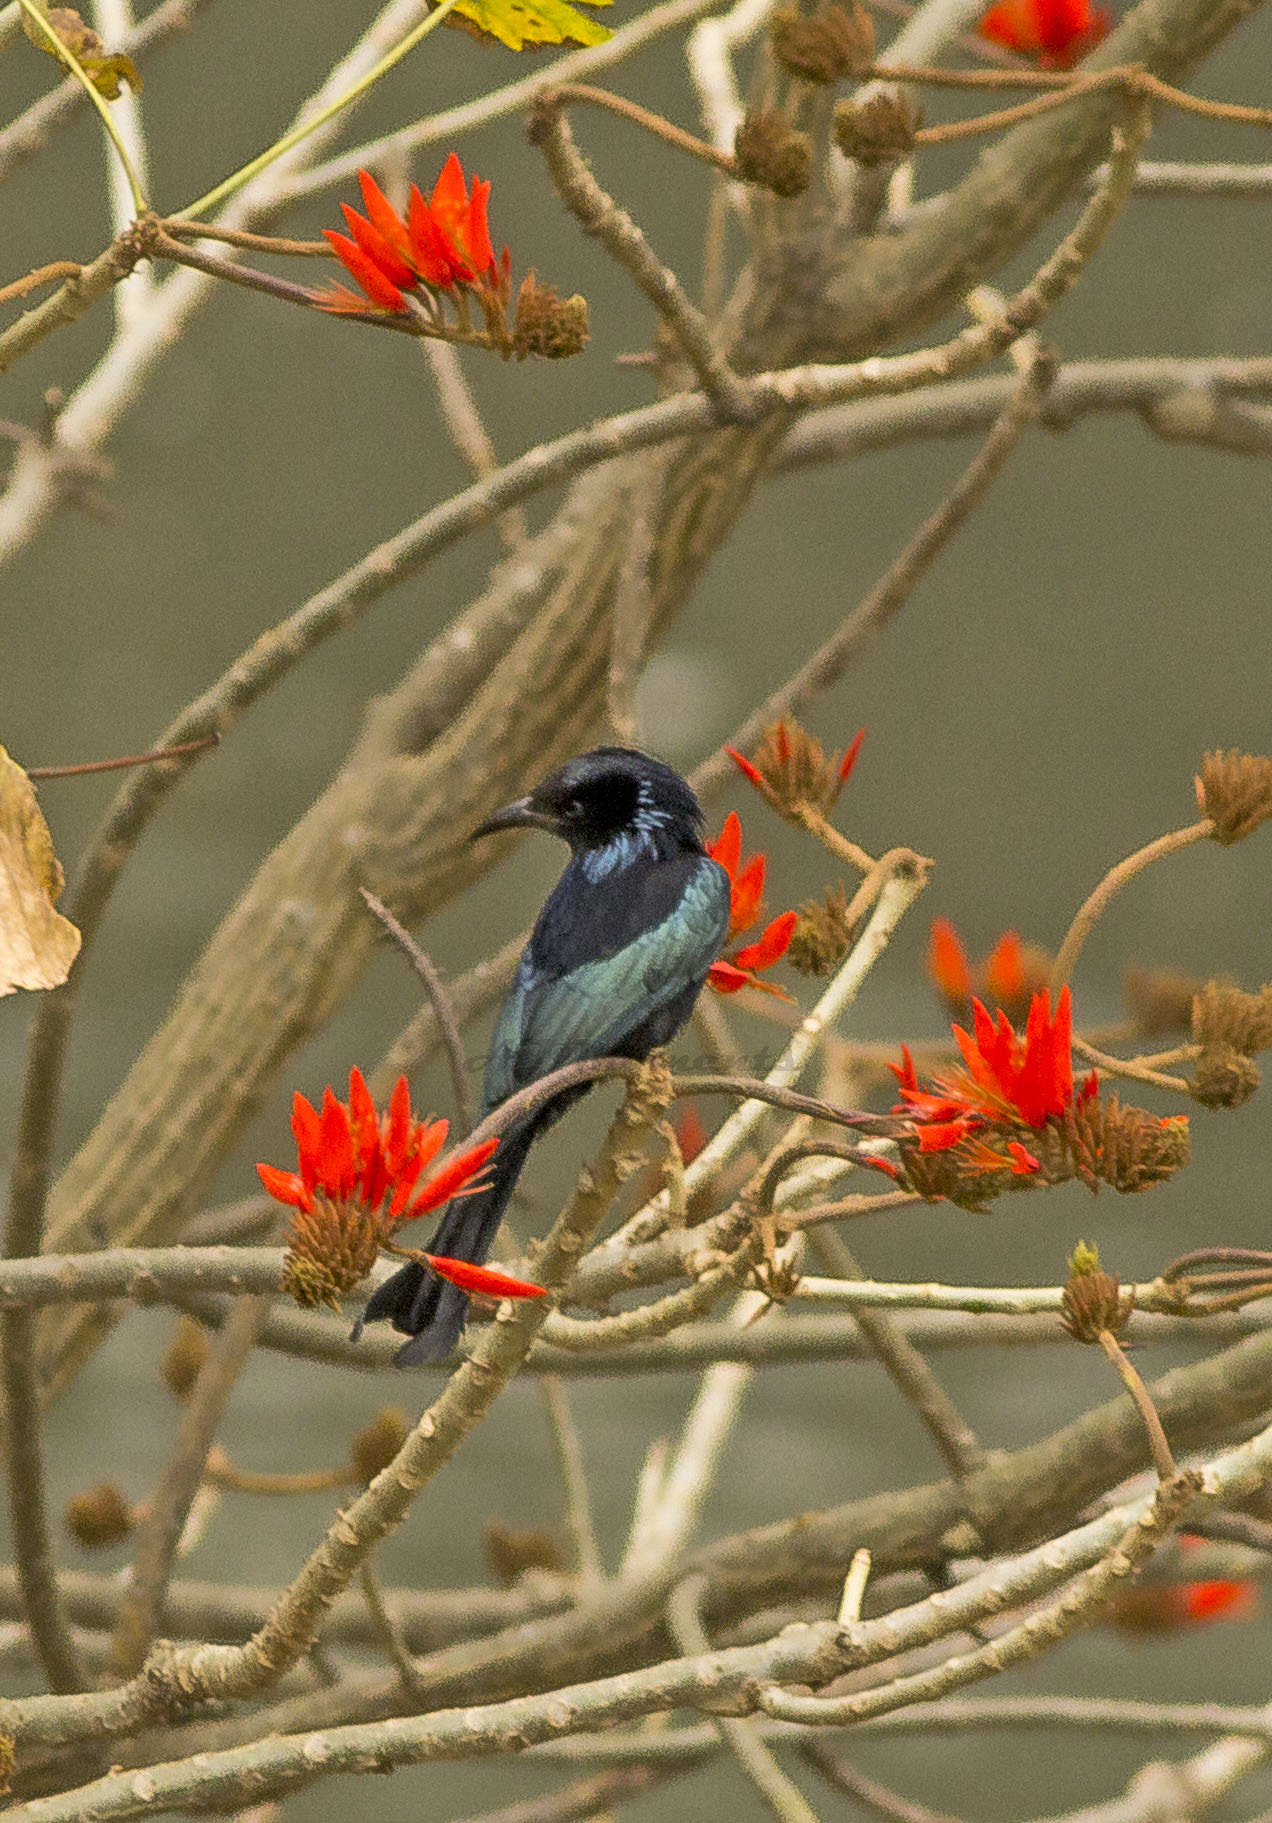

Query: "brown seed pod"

xmin=350 ymin=1407 xmax=410 ymax=1483
xmin=511 ymin=273 xmax=590 ymax=361
xmin=1190 ymin=1045 xmax=1261 ymax=1110
xmin=834 ymin=92 xmax=921 ymax=166
xmin=1195 ymin=750 xmax=1272 ymax=845
xmin=1192 ymin=980 xmax=1272 ymax=1056
xmin=770 ymin=1 xmax=875 ymax=84
xmin=161 ymin=1316 xmax=211 ymax=1401
xmin=787 ymin=884 xmax=857 ymax=976
xmin=1061 ymin=1263 xmax=1132 ymax=1343
xmin=65 ymin=1480 xmax=136 ymax=1550
xmin=734 ymin=108 xmax=813 ymax=198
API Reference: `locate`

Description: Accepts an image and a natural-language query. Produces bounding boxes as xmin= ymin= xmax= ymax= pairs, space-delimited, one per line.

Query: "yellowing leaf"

xmin=0 ymin=747 xmax=80 ymax=995
xmin=22 ymin=5 xmax=142 ymax=97
xmin=449 ymin=0 xmax=611 ymax=53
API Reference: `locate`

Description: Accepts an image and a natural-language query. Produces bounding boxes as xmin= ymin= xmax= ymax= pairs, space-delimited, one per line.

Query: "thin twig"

xmin=801 ymin=1744 xmax=969 ymax=1823
xmin=0 ymin=1305 xmax=83 ymax=1691
xmin=668 ymin=1573 xmax=820 ymax=1823
xmin=285 ymin=0 xmax=728 ymax=199
xmin=158 ymin=220 xmax=329 ymax=255
xmin=810 ymin=1229 xmax=985 ymax=1478
xmin=529 ymin=95 xmax=755 ymax=421
xmin=358 ymin=1557 xmax=423 ymax=1701
xmin=1097 ymin=1329 xmax=1176 ymax=1482
xmin=359 ymin=889 xmax=475 ymax=1132
xmin=27 ymin=735 xmax=219 ymax=779
xmin=540 ymin=1377 xmax=604 ymax=1586
xmin=421 ymin=340 xmax=529 ymax=553
xmin=0 ymin=262 xmax=83 ymax=309
xmin=1051 ymin=820 xmax=1213 ymax=989
xmin=1071 ymin=1035 xmax=1190 ymax=1095
xmin=838 ymin=1547 xmax=873 ymax=1626
xmin=694 ymin=339 xmax=1057 ymax=798
xmin=204 ymin=1450 xmax=352 ymax=1497
xmin=758 ymin=1471 xmax=1202 ymax=1725
xmin=535 ymin=81 xmax=735 ymax=173
xmin=109 ymin=1297 xmax=267 ymax=1678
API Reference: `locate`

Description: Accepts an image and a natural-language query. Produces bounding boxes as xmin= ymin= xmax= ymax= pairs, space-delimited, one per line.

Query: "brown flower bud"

xmin=834 ymin=92 xmax=920 ymax=165
xmin=484 ymin=1520 xmax=567 ymax=1583
xmin=1192 ymin=980 xmax=1272 ymax=1056
xmin=1061 ymin=1244 xmax=1131 ymax=1343
xmin=1196 ymin=750 xmax=1272 ymax=845
xmin=161 ymin=1316 xmax=211 ymax=1401
xmin=770 ymin=1 xmax=875 ymax=84
xmin=1033 ymin=1096 xmax=1190 ymax=1195
xmin=787 ymin=884 xmax=858 ymax=976
xmin=1190 ymin=1045 xmax=1261 ymax=1110
xmin=65 ymin=1480 xmax=136 ymax=1550
xmin=734 ymin=108 xmax=813 ymax=198
xmin=1124 ymin=964 xmax=1202 ymax=1036
xmin=511 ymin=272 xmax=589 ymax=361
xmin=898 ymin=1133 xmax=1036 ymax=1213
xmin=350 ymin=1407 xmax=409 ymax=1483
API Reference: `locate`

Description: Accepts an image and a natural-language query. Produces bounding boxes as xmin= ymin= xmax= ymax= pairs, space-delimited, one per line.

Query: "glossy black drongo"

xmin=357 ymin=747 xmax=732 ymax=1365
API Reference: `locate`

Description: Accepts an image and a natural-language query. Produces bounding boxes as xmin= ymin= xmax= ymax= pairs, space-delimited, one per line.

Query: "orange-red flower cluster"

xmin=890 ymin=988 xmax=1190 ymax=1205
xmin=258 ymin=1067 xmax=496 ymax=1224
xmin=318 ymin=159 xmax=503 ymax=318
xmin=706 ymin=812 xmax=797 ymax=995
xmin=311 ymin=161 xmax=589 ymax=361
xmin=893 ymin=987 xmax=1090 ymax=1153
xmin=979 ymin=0 xmax=1109 ymax=67
xmin=258 ymin=1068 xmax=543 ymax=1309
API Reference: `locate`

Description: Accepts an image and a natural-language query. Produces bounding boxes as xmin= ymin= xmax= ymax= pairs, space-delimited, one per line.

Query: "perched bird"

xmin=357 ymin=747 xmax=732 ymax=1365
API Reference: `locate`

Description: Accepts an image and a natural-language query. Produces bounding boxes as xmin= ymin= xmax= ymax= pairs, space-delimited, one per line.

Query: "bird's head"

xmin=471 ymin=748 xmax=705 ymax=856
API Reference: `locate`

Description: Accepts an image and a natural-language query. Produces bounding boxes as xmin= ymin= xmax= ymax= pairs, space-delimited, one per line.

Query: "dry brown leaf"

xmin=0 ymin=746 xmax=80 ymax=994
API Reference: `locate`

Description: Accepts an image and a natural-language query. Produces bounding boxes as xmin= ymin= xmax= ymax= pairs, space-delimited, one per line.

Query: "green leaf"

xmin=450 ymin=0 xmax=611 ymax=53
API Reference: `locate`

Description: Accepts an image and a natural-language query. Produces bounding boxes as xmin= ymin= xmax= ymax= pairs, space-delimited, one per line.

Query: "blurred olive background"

xmin=1 ymin=1 xmax=1271 ymax=1815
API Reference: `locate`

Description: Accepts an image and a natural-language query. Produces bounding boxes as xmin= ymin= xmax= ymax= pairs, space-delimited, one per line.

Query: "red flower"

xmin=260 ymin=1070 xmax=540 ymax=1313
xmin=705 ymin=812 xmax=797 ymax=996
xmin=674 ymin=1101 xmax=709 ymax=1165
xmin=928 ymin=917 xmax=973 ymax=1005
xmin=979 ymin=0 xmax=1109 ymax=67
xmin=258 ymin=1066 xmax=497 ymax=1225
xmin=316 ymin=159 xmax=507 ymax=318
xmin=1109 ymin=1578 xmax=1259 ymax=1635
xmin=892 ymin=987 xmax=1096 ymax=1154
xmin=926 ymin=918 xmax=1051 ymax=1024
xmin=420 ymin=1254 xmax=547 ymax=1302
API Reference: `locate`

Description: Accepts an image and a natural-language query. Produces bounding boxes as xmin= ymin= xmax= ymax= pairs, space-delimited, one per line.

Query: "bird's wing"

xmin=484 ymin=857 xmax=729 ymax=1106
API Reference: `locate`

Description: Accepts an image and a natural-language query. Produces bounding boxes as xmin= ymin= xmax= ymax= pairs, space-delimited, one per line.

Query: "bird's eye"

xmin=564 ymin=795 xmax=584 ymax=818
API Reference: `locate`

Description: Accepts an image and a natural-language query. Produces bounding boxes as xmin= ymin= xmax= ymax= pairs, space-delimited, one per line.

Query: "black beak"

xmin=470 ymin=796 xmax=554 ymax=842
